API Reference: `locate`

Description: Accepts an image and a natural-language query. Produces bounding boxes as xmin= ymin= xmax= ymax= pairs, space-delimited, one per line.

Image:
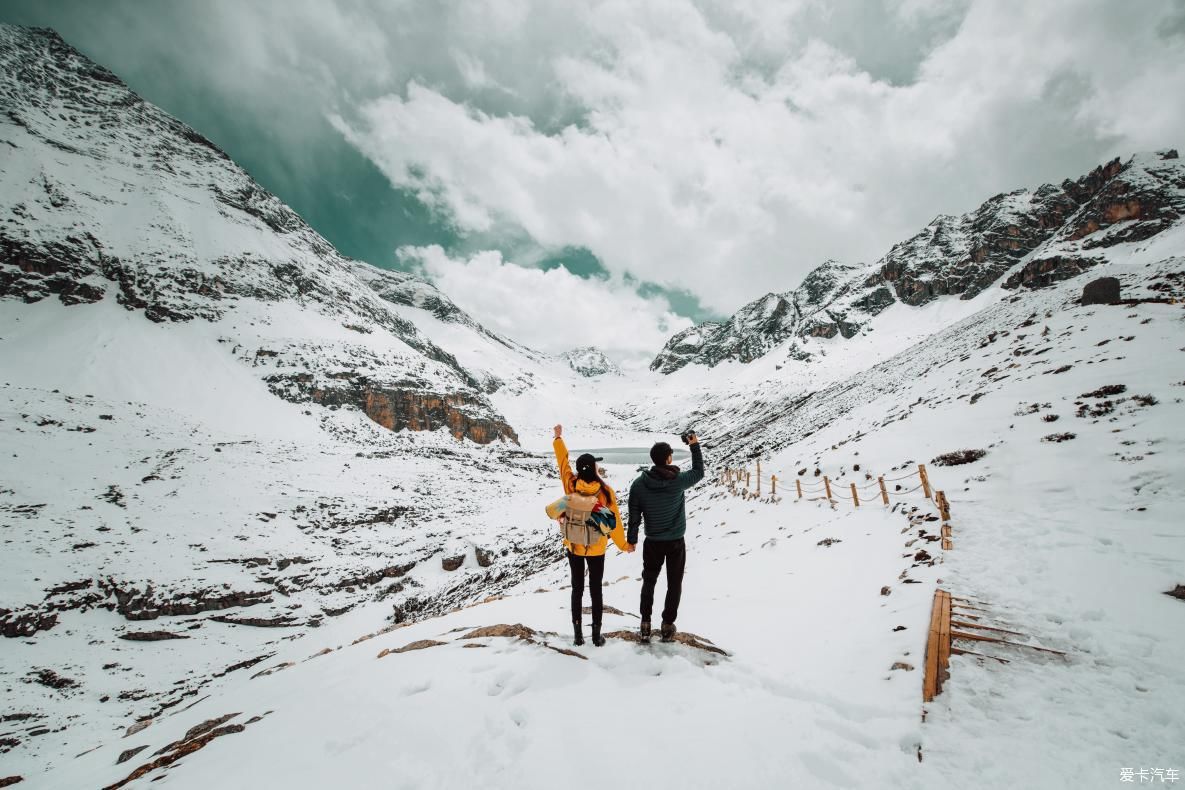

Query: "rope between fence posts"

xmin=883 ymin=470 xmax=919 ymax=482
xmin=888 ymin=483 xmax=925 ymax=496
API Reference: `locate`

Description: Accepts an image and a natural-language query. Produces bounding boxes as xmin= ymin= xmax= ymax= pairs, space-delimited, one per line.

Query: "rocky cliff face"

xmin=652 ymin=150 xmax=1185 ymax=373
xmin=0 ymin=25 xmax=522 ymax=443
xmin=650 ymin=261 xmax=863 ymax=373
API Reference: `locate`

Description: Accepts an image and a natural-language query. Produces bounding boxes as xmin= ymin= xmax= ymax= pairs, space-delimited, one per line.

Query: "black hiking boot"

xmin=639 ymin=620 xmax=651 ymax=643
xmin=592 ymin=623 xmax=605 ymax=647
xmin=573 ymin=621 xmax=584 ymax=646
xmin=660 ymin=622 xmax=676 ymax=643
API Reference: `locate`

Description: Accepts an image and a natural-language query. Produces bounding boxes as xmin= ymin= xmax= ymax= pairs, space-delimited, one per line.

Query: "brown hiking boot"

xmin=639 ymin=620 xmax=651 ymax=643
xmin=660 ymin=622 xmax=676 ymax=642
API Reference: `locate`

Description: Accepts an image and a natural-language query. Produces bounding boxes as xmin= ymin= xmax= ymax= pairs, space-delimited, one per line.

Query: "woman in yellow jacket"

xmin=548 ymin=424 xmax=632 ymax=646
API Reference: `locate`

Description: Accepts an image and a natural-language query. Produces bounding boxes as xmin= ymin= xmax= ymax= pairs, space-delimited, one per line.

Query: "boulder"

xmin=377 ymin=639 xmax=446 ymax=658
xmin=460 ymin=623 xmax=536 ymax=640
xmin=441 ymin=555 xmax=465 ymax=572
xmin=118 ymin=631 xmax=190 ymax=641
xmin=1081 ymin=276 xmax=1120 ymax=305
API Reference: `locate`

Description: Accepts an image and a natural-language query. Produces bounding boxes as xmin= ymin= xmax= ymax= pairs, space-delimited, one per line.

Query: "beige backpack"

xmin=561 ymin=492 xmax=605 ymax=546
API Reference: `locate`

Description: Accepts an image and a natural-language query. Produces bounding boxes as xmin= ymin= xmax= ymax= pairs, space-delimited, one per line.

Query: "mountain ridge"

xmin=0 ymin=23 xmax=555 ymax=444
xmin=651 ymin=149 xmax=1183 ymax=374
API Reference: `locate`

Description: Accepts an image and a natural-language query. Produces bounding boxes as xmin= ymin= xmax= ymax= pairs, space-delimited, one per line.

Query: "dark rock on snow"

xmin=1081 ymin=276 xmax=1121 ymax=305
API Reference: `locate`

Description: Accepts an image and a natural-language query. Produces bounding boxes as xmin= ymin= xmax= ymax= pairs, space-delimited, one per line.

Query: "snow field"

xmin=40 ymin=459 xmax=945 ymax=789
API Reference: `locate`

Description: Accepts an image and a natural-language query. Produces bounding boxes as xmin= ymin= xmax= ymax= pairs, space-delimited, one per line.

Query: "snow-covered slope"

xmin=701 ymin=229 xmax=1185 ymax=787
xmin=18 ymin=236 xmax=1184 ymax=788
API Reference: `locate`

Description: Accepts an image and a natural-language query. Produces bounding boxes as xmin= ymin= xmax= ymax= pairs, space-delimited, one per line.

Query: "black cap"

xmin=575 ymin=453 xmax=603 ymax=473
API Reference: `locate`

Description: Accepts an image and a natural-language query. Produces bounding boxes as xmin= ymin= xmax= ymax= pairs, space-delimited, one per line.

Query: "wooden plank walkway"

xmin=923 ymin=589 xmax=951 ymax=702
xmin=925 ymin=591 xmax=1069 ymax=708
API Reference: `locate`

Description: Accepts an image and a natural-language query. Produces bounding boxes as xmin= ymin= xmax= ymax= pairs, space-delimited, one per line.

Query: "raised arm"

xmin=677 ymin=435 xmax=705 ymax=489
xmin=552 ymin=424 xmax=575 ymax=494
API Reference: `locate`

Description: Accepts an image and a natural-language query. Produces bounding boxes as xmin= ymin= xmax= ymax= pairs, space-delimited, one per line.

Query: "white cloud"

xmin=397 ymin=245 xmax=693 ymax=367
xmin=332 ymin=0 xmax=1185 ymax=316
xmin=26 ymin=0 xmax=1184 ymax=328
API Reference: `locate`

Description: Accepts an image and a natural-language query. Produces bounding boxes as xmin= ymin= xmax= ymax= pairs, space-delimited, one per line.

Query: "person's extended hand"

xmin=687 ymin=432 xmax=699 ymax=445
xmin=625 ymin=543 xmax=636 ymax=553
xmin=553 ymin=424 xmax=563 ymax=439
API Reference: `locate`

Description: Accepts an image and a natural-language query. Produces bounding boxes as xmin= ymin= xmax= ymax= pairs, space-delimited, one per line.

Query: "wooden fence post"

xmin=850 ymin=482 xmax=859 ymax=506
xmin=918 ymin=463 xmax=932 ymax=500
xmin=878 ymin=476 xmax=889 ymax=506
xmin=936 ymin=491 xmax=951 ymax=521
xmin=823 ymin=476 xmax=832 ymax=501
xmin=796 ymin=479 xmax=803 ymax=499
xmin=756 ymin=460 xmax=762 ymax=496
xmin=771 ymin=475 xmax=777 ymax=497
xmin=746 ymin=471 xmax=751 ymax=490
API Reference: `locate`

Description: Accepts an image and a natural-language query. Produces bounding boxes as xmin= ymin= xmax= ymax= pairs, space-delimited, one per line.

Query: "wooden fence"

xmin=718 ymin=461 xmax=953 ymax=549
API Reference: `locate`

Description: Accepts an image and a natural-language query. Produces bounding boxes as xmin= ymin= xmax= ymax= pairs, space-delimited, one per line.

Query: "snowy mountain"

xmin=558 ymin=346 xmax=621 ymax=377
xmin=0 ymin=24 xmax=532 ymax=444
xmin=652 ymin=151 xmax=1184 ymax=374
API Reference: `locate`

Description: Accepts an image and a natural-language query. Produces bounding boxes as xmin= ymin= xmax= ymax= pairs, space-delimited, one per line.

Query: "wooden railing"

xmin=719 ymin=461 xmax=951 ymax=543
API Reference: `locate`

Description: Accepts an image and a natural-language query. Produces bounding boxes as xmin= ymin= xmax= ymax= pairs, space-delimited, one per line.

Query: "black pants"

xmin=567 ymin=551 xmax=605 ymax=625
xmin=640 ymin=538 xmax=686 ymax=624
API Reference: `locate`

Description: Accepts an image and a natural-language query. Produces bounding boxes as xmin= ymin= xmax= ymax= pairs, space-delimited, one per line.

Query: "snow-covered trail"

xmin=40 ymin=459 xmax=946 ymax=789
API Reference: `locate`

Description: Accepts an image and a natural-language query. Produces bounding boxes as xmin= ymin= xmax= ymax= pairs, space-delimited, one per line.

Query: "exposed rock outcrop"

xmin=560 ymin=347 xmax=621 ymax=377
xmin=266 ymin=374 xmax=519 ymax=444
xmin=0 ymin=609 xmax=59 ymax=638
xmin=118 ymin=631 xmax=190 ymax=642
xmin=99 ymin=581 xmax=272 ymax=621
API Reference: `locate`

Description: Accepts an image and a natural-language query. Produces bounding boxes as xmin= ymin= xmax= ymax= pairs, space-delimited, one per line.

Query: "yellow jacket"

xmin=550 ymin=437 xmax=628 ymax=557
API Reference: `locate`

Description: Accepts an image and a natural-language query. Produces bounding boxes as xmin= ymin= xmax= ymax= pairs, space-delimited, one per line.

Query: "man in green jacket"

xmin=627 ymin=432 xmax=704 ymax=643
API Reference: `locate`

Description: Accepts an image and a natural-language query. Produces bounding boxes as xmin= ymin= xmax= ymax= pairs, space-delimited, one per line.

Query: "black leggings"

xmin=567 ymin=551 xmax=605 ymax=625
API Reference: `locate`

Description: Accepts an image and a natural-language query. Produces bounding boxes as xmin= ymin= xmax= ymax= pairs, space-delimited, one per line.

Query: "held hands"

xmin=553 ymin=424 xmax=563 ymax=439
xmin=624 ymin=543 xmax=636 ymax=553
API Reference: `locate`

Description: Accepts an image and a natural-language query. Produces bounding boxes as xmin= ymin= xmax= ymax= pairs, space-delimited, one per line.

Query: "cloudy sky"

xmin=4 ymin=0 xmax=1184 ymax=365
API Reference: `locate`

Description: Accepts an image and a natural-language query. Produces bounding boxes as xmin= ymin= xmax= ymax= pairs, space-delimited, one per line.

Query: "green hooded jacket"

xmin=627 ymin=443 xmax=704 ymax=543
